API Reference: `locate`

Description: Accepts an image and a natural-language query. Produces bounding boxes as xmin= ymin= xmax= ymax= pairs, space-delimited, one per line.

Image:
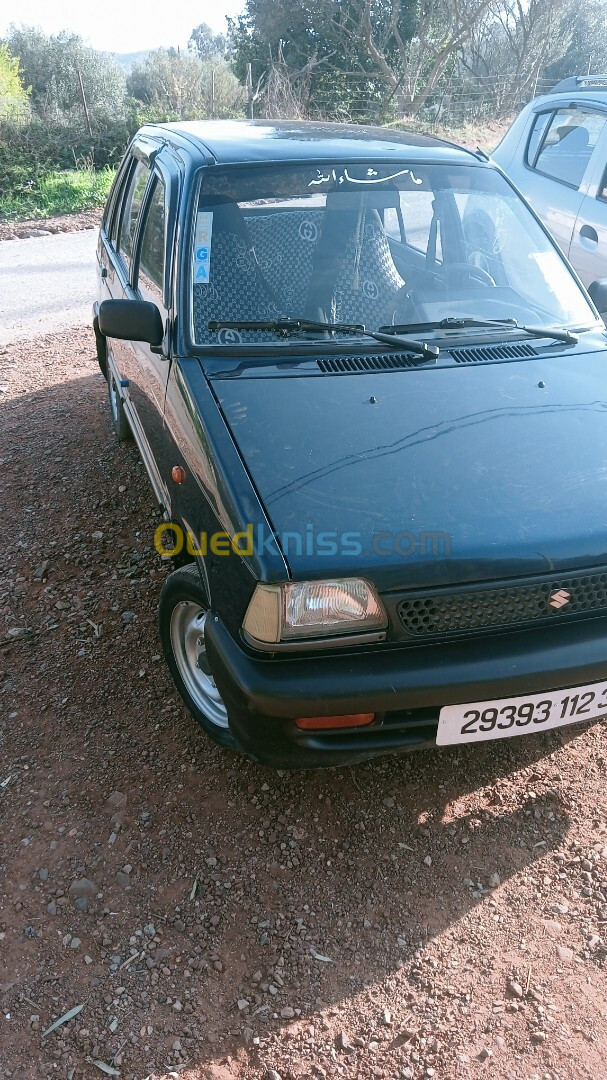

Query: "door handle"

xmin=579 ymin=224 xmax=599 ymax=246
xmin=101 ymin=265 xmax=108 ymax=279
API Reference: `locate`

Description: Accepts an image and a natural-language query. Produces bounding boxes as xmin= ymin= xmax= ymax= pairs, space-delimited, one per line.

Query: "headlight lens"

xmin=243 ymin=579 xmax=387 ymax=644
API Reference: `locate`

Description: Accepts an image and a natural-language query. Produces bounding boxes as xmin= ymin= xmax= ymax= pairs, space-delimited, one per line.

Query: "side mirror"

xmin=588 ymin=278 xmax=607 ymax=317
xmin=98 ymin=299 xmax=164 ymax=347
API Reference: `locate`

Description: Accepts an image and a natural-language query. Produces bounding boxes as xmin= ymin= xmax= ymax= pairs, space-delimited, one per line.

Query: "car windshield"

xmin=190 ymin=161 xmax=598 ymax=346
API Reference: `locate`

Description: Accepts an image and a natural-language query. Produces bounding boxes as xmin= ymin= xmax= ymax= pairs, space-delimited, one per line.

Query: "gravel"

xmin=1 ymin=326 xmax=607 ymax=1079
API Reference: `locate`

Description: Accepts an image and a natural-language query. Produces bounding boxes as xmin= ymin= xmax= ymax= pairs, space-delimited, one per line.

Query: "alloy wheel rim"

xmin=169 ymin=601 xmax=229 ymax=728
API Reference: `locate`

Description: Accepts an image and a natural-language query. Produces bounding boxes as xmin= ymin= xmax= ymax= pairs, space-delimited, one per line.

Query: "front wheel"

xmin=158 ymin=564 xmax=238 ymax=750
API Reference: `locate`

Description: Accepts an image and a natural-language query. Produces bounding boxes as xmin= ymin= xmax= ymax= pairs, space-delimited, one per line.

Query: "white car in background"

xmin=493 ymin=74 xmax=607 ymax=310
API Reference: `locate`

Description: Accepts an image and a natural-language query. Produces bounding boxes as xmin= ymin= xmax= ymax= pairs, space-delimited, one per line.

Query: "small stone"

xmin=488 ymin=872 xmax=501 ymax=888
xmin=531 ymin=1031 xmax=547 ymax=1043
xmin=336 ymin=1031 xmax=354 ymax=1052
xmin=70 ymin=937 xmax=81 ymax=949
xmin=382 ymin=797 xmax=395 ymax=808
xmin=47 ymin=900 xmax=57 ymax=916
xmin=478 ymin=1048 xmax=493 ymax=1060
xmin=173 ymin=1000 xmax=182 ymax=1012
xmin=69 ymin=877 xmax=98 ymax=899
xmin=280 ymin=1006 xmax=295 ymax=1019
xmin=39 ymin=868 xmax=49 ymax=881
xmin=237 ymin=999 xmax=249 ymax=1011
xmin=115 ymin=872 xmax=130 ymax=888
xmin=508 ymin=980 xmax=524 ymax=999
xmin=556 ymin=945 xmax=574 ymax=961
xmin=91 ymin=530 xmax=104 ymax=540
xmin=121 ymin=610 xmax=136 ymax=624
xmin=84 ymin=955 xmax=93 ymax=965
xmin=144 ymin=923 xmax=156 ymax=937
xmin=107 ymin=791 xmax=127 ymax=811
xmin=381 ymin=1009 xmax=392 ymax=1025
xmin=544 ymin=920 xmax=562 ymax=937
xmin=424 ymin=855 xmax=432 ymax=866
xmin=265 ymin=1071 xmax=282 ymax=1080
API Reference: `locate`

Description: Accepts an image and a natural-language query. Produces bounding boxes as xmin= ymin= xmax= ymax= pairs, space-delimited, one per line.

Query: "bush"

xmin=0 ymin=163 xmax=115 ymax=220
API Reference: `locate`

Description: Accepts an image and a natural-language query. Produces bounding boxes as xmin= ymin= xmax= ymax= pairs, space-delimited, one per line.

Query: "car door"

xmin=517 ymin=105 xmax=607 ymax=258
xmin=126 ymin=158 xmax=180 ymax=480
xmin=106 ymin=146 xmax=179 ymax=487
xmin=567 ymin=123 xmax=607 ymax=288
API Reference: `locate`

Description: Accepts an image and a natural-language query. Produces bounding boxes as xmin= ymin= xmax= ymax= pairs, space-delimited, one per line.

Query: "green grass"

xmin=0 ymin=165 xmax=115 ymax=221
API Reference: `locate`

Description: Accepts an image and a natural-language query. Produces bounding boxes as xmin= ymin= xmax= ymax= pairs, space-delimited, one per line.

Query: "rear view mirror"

xmin=98 ymin=299 xmax=164 ymax=346
xmin=588 ymin=278 xmax=607 ymax=317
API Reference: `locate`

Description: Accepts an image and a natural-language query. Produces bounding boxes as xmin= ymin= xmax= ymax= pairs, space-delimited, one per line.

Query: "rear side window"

xmin=118 ymin=159 xmax=150 ymax=270
xmin=527 ymin=107 xmax=607 ymax=189
xmin=137 ymin=179 xmax=166 ymax=295
xmin=383 ymin=190 xmax=443 ymax=261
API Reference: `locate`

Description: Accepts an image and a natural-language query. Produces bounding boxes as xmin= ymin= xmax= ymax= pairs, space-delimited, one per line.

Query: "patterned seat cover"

xmin=193 ymin=202 xmax=404 ymax=343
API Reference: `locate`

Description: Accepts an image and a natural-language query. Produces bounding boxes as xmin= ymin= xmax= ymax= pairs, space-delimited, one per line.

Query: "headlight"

xmin=242 ymin=578 xmax=387 ymax=645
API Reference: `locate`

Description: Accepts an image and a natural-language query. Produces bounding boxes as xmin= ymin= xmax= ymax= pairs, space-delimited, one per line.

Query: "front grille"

xmin=397 ymin=569 xmax=607 ymax=638
xmin=317 ymin=353 xmax=418 ymax=373
xmin=450 ymin=342 xmax=537 ymax=364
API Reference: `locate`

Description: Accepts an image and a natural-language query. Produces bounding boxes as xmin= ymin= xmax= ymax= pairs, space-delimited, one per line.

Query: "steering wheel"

xmin=441 ymin=262 xmax=496 ymax=287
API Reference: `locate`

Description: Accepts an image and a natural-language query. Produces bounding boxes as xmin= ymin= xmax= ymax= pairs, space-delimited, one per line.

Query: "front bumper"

xmin=204 ymin=613 xmax=607 ymax=768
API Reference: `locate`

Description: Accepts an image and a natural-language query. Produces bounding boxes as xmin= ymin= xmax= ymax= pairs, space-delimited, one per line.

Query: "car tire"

xmin=158 ymin=563 xmax=238 ymax=750
xmin=107 ymin=366 xmax=132 ymax=442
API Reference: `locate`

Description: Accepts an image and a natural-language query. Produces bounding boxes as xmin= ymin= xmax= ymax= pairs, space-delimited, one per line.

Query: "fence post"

xmin=246 ymin=63 xmax=254 ymax=119
xmin=77 ymin=69 xmax=93 ymax=138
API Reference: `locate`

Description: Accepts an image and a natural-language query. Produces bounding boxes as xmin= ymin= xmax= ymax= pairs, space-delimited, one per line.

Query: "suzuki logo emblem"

xmin=549 ymin=589 xmax=571 ymax=610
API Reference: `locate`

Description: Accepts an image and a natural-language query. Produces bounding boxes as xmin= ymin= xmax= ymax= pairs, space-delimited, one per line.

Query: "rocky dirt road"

xmin=1 ymin=328 xmax=607 ymax=1080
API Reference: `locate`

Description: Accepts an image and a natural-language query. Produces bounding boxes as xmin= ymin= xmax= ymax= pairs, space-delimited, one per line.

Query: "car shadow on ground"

xmin=0 ymin=364 xmax=589 ymax=1077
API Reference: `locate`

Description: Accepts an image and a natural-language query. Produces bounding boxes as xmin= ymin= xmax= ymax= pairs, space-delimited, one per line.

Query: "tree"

xmin=229 ymin=0 xmax=499 ymax=117
xmin=188 ymin=22 xmax=227 ymax=60
xmin=127 ymin=48 xmax=243 ymax=119
xmin=0 ymin=43 xmax=30 ymax=121
xmin=4 ymin=25 xmax=127 ymax=123
xmin=547 ymin=0 xmax=607 ymax=82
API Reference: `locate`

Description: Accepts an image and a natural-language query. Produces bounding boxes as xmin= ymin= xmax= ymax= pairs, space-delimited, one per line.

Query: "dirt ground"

xmin=0 ymin=210 xmax=103 ymax=242
xmin=2 ymin=328 xmax=607 ymax=1080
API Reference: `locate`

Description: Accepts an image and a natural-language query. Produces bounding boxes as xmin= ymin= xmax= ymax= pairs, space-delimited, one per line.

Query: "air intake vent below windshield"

xmin=451 ymin=342 xmax=538 ymax=363
xmin=317 ymin=353 xmax=419 ymax=374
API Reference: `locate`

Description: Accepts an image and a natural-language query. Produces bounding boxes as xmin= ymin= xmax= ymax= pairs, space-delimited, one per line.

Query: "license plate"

xmin=436 ymin=678 xmax=607 ymax=746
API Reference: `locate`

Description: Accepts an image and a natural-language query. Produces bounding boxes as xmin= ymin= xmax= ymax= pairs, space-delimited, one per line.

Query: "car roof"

xmin=139 ymin=118 xmax=479 ymax=167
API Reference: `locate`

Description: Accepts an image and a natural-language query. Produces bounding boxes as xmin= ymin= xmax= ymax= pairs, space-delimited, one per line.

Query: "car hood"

xmin=207 ymin=343 xmax=607 ymax=592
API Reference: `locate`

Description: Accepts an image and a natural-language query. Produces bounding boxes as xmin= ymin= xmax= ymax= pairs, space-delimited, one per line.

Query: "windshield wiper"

xmin=383 ymin=316 xmax=579 ymax=346
xmin=207 ymin=318 xmax=439 ymax=361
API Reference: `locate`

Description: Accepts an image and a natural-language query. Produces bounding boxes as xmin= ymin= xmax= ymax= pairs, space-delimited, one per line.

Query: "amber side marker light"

xmin=295 ymin=713 xmax=375 ymax=731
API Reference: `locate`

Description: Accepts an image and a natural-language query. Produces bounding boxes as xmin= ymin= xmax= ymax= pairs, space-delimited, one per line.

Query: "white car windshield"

xmin=190 ymin=161 xmax=597 ymax=346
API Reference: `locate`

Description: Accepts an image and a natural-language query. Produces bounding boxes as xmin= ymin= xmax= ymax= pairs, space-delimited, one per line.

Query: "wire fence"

xmin=254 ymin=67 xmax=557 ymax=129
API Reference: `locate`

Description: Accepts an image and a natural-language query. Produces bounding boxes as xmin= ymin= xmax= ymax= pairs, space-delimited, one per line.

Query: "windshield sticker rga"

xmin=193 ymin=211 xmax=213 ymax=283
